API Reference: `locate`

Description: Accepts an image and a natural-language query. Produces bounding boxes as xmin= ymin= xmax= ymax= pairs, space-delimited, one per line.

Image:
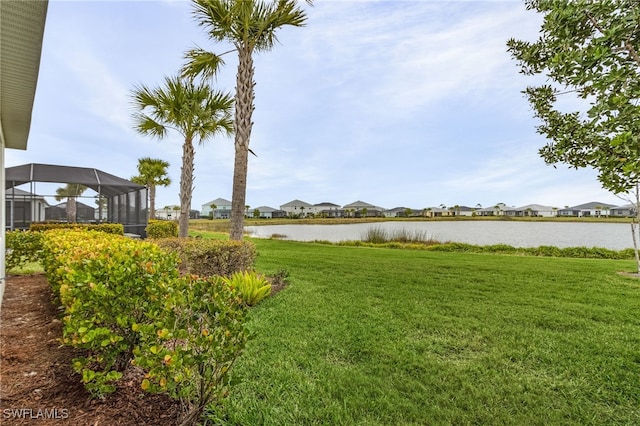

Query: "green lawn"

xmin=215 ymin=238 xmax=640 ymax=425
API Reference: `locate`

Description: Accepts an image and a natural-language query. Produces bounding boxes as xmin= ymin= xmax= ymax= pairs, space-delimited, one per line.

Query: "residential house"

xmin=423 ymin=207 xmax=455 ymax=218
xmin=201 ymin=198 xmax=232 ymax=219
xmin=475 ymin=204 xmax=508 ymax=216
xmin=454 ymin=206 xmax=475 ymax=217
xmin=504 ymin=204 xmax=557 ymax=217
xmin=280 ymin=199 xmax=314 ymax=217
xmin=384 ymin=207 xmax=424 ymax=218
xmin=611 ymin=204 xmax=637 ymax=218
xmin=557 ymin=201 xmax=616 ymax=217
xmin=343 ymin=200 xmax=384 ymax=217
xmin=312 ymin=202 xmax=342 ymax=217
xmin=156 ymin=205 xmax=181 ymax=221
xmin=252 ymin=206 xmax=279 ymax=219
xmin=5 ymin=188 xmax=49 ymax=230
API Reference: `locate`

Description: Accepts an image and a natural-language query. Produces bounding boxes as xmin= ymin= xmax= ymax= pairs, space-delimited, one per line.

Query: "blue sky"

xmin=6 ymin=0 xmax=625 ymax=211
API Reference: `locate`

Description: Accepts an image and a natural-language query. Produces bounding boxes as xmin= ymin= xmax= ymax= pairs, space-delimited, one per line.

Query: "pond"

xmin=245 ymin=220 xmax=634 ymax=250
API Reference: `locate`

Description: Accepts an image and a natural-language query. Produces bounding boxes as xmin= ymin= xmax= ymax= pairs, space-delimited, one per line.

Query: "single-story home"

xmin=557 ymin=201 xmax=617 ymax=217
xmin=610 ymin=204 xmax=637 ymax=217
xmin=504 ymin=204 xmax=557 ymax=217
xmin=5 ymin=188 xmax=49 ymax=230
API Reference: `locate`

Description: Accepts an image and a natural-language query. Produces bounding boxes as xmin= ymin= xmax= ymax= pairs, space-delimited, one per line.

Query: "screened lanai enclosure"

xmin=5 ymin=163 xmax=148 ymax=237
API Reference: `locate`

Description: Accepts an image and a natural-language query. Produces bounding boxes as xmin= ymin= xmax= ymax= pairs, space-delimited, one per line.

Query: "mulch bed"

xmin=0 ymin=274 xmax=182 ymax=425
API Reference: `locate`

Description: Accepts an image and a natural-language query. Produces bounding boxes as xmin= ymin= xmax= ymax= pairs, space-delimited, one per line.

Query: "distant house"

xmin=557 ymin=201 xmax=616 ymax=217
xmin=312 ymin=202 xmax=341 ymax=217
xmin=454 ymin=206 xmax=475 ymax=217
xmin=384 ymin=207 xmax=423 ymax=218
xmin=280 ymin=199 xmax=313 ymax=217
xmin=5 ymin=188 xmax=49 ymax=230
xmin=610 ymin=204 xmax=637 ymax=218
xmin=156 ymin=205 xmax=181 ymax=221
xmin=504 ymin=204 xmax=557 ymax=217
xmin=201 ymin=197 xmax=232 ymax=219
xmin=46 ymin=201 xmax=95 ymax=223
xmin=475 ymin=204 xmax=509 ymax=217
xmin=253 ymin=206 xmax=279 ymax=219
xmin=343 ymin=200 xmax=384 ymax=217
xmin=423 ymin=207 xmax=454 ymax=218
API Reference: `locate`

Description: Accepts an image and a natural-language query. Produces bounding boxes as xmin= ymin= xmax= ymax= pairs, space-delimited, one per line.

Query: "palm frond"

xmin=182 ymin=47 xmax=226 ymax=80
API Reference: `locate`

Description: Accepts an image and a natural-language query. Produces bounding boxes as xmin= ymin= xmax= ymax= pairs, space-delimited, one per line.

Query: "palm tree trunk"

xmin=230 ymin=47 xmax=255 ymax=241
xmin=149 ymin=184 xmax=156 ymax=220
xmin=68 ymin=197 xmax=77 ymax=223
xmin=179 ymin=138 xmax=195 ymax=238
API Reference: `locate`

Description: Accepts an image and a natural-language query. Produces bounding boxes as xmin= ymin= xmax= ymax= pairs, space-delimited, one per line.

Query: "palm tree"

xmin=55 ymin=184 xmax=87 ymax=223
xmin=131 ymin=157 xmax=171 ymax=220
xmin=183 ymin=0 xmax=311 ymax=240
xmin=131 ymin=76 xmax=233 ymax=238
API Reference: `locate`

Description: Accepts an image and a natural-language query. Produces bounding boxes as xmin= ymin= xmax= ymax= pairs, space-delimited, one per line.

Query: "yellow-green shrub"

xmin=155 ymin=238 xmax=256 ymax=277
xmin=30 ymin=222 xmax=124 ymax=234
xmin=133 ymin=274 xmax=248 ymax=424
xmin=222 ymin=270 xmax=272 ymax=306
xmin=40 ymin=229 xmax=180 ymax=396
xmin=5 ymin=230 xmax=43 ymax=271
xmin=146 ymin=220 xmax=178 ymax=238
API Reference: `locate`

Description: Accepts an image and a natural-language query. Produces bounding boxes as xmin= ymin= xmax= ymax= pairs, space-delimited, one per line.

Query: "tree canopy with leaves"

xmin=131 ymin=157 xmax=172 ymax=220
xmin=131 ymin=76 xmax=233 ymax=238
xmin=507 ymin=0 xmax=640 ymax=272
xmin=182 ymin=0 xmax=311 ymax=240
xmin=55 ymin=184 xmax=87 ymax=223
xmin=506 ymin=0 xmax=640 ymax=194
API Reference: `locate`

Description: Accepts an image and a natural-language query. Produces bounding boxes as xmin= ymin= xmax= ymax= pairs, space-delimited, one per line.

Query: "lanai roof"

xmin=5 ymin=163 xmax=144 ymax=198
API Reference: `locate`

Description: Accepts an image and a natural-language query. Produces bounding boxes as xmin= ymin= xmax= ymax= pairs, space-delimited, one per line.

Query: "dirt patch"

xmin=0 ymin=274 xmax=182 ymax=425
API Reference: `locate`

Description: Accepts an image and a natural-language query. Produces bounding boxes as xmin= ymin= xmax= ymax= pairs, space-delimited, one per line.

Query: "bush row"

xmin=30 ymin=222 xmax=124 ymax=234
xmin=40 ymin=229 xmax=253 ymax=424
xmin=146 ymin=220 xmax=178 ymax=238
xmin=5 ymin=230 xmax=44 ymax=271
xmin=154 ymin=237 xmax=257 ymax=277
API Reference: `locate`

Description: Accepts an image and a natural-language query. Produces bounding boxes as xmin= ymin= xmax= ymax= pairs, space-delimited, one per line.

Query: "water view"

xmin=245 ymin=221 xmax=634 ymax=250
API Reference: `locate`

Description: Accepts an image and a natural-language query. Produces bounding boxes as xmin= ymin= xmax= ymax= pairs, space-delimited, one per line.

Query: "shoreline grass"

xmin=213 ymin=238 xmax=640 ymax=424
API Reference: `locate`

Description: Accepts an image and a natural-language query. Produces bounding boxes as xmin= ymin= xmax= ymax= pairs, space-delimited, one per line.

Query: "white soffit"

xmin=1 ymin=0 xmax=48 ymax=150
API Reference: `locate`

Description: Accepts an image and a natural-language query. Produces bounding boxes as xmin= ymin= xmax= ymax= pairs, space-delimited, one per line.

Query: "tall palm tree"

xmin=131 ymin=76 xmax=233 ymax=238
xmin=183 ymin=0 xmax=311 ymax=240
xmin=55 ymin=184 xmax=87 ymax=223
xmin=131 ymin=157 xmax=172 ymax=220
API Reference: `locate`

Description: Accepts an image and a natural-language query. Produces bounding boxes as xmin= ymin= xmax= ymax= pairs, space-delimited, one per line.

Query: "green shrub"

xmin=40 ymin=229 xmax=180 ymax=396
xmin=222 ymin=270 xmax=271 ymax=306
xmin=155 ymin=238 xmax=257 ymax=277
xmin=30 ymin=222 xmax=124 ymax=234
xmin=146 ymin=220 xmax=178 ymax=238
xmin=133 ymin=274 xmax=248 ymax=425
xmin=5 ymin=230 xmax=43 ymax=271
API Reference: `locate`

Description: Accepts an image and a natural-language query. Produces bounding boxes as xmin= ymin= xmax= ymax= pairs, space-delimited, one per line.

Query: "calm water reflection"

xmin=245 ymin=221 xmax=633 ymax=250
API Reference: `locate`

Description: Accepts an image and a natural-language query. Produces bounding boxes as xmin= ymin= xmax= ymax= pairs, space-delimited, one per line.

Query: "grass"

xmin=212 ymin=238 xmax=640 ymax=425
xmin=362 ymin=225 xmax=443 ymax=245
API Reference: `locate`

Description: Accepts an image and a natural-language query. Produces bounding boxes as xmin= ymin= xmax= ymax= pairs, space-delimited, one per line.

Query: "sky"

xmin=6 ymin=0 xmax=627 ymax=212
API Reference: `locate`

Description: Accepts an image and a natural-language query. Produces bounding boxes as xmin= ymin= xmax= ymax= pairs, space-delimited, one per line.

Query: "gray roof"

xmin=6 ymin=163 xmax=144 ymax=198
xmin=343 ymin=200 xmax=378 ymax=209
xmin=568 ymin=201 xmax=618 ymax=210
xmin=203 ymin=197 xmax=231 ymax=207
xmin=281 ymin=199 xmax=313 ymax=208
xmin=509 ymin=203 xmax=555 ymax=211
xmin=255 ymin=206 xmax=278 ymax=212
